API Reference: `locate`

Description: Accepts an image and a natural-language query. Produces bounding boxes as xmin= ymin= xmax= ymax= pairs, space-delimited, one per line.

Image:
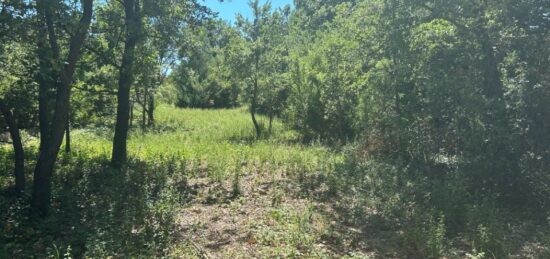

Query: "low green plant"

xmin=48 ymin=243 xmax=72 ymax=259
xmin=466 ymin=250 xmax=486 ymax=259
xmin=465 ymin=202 xmax=509 ymax=258
xmin=232 ymin=170 xmax=241 ymax=197
xmin=254 ymin=206 xmax=327 ymax=258
xmin=271 ymin=188 xmax=283 ymax=207
xmin=427 ymin=213 xmax=447 ymax=258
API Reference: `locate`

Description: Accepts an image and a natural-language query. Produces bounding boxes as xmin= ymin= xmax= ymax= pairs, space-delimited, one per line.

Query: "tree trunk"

xmin=147 ymin=91 xmax=154 ymax=127
xmin=268 ymin=107 xmax=274 ymax=136
xmin=251 ymin=76 xmax=261 ymax=138
xmin=36 ymin=27 xmax=54 ymax=153
xmin=251 ymin=39 xmax=261 ymax=139
xmin=129 ymin=99 xmax=134 ymax=127
xmin=111 ymin=0 xmax=140 ymax=168
xmin=65 ymin=108 xmax=71 ymax=153
xmin=0 ymin=100 xmax=25 ymax=193
xmin=32 ymin=0 xmax=93 ymax=216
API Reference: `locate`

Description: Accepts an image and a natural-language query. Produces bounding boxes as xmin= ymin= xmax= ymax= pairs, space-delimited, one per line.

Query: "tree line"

xmin=170 ymin=0 xmax=550 ymax=212
xmin=0 ymin=0 xmax=210 ymax=216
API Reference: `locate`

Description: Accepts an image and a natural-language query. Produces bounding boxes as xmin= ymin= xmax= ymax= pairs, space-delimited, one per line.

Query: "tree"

xmin=259 ymin=8 xmax=291 ymax=135
xmin=0 ymin=2 xmax=35 ymax=194
xmin=111 ymin=0 xmax=142 ymax=167
xmin=110 ymin=0 xmax=211 ymax=166
xmin=285 ymin=1 xmax=364 ymax=141
xmin=235 ymin=0 xmax=291 ymax=138
xmin=32 ymin=0 xmax=93 ymax=216
xmin=0 ymin=100 xmax=25 ymax=193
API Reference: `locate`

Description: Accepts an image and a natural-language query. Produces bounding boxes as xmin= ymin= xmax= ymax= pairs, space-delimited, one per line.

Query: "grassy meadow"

xmin=70 ymin=105 xmax=341 ymax=180
xmin=1 ymin=105 xmax=549 ymax=258
xmin=1 ymin=105 xmax=347 ymax=258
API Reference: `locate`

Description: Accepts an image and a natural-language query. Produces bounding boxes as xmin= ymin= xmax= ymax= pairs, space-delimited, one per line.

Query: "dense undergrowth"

xmin=1 ymin=105 xmax=549 ymax=258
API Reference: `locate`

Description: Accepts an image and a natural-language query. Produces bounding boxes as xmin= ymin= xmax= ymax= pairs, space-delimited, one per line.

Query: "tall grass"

xmin=1 ymin=105 xmax=341 ymax=258
xmin=70 ymin=104 xmax=341 ymax=180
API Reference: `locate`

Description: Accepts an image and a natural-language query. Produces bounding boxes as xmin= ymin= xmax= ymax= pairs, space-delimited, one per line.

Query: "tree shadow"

xmin=288 ymin=169 xmax=407 ymax=258
xmin=0 ymin=154 xmax=191 ymax=258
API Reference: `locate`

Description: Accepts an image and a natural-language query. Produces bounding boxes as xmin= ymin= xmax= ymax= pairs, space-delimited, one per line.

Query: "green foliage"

xmin=171 ymin=21 xmax=242 ymax=108
xmin=465 ymin=203 xmax=509 ymax=259
xmin=285 ymin=2 xmax=364 ymax=141
xmin=401 ymin=213 xmax=447 ymax=258
xmin=231 ymin=169 xmax=241 ymax=197
xmin=1 ymin=0 xmax=550 ymax=257
xmin=253 ymin=205 xmax=327 ymax=258
xmin=0 ymin=41 xmax=37 ymax=129
xmin=426 ymin=214 xmax=447 ymax=258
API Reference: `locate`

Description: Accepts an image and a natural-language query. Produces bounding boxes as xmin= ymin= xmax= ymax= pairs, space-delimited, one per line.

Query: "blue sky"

xmin=202 ymin=0 xmax=293 ymax=23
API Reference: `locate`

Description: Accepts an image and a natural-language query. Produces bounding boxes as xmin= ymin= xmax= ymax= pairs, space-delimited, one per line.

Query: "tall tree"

xmin=32 ymin=0 xmax=93 ymax=216
xmin=235 ymin=0 xmax=282 ymax=138
xmin=111 ymin=0 xmax=142 ymax=167
xmin=111 ymin=0 xmax=211 ymax=166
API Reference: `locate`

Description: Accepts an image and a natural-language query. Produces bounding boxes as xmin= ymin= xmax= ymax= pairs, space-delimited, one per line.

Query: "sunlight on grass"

xmin=71 ymin=105 xmax=341 ymax=180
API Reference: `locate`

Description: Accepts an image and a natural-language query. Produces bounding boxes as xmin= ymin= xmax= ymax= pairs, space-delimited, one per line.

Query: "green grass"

xmin=0 ymin=105 xmax=343 ymax=258
xmin=71 ymin=104 xmax=341 ymax=180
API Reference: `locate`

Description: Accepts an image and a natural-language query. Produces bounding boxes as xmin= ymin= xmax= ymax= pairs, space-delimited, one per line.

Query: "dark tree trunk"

xmin=268 ymin=107 xmax=274 ymax=136
xmin=0 ymin=100 xmax=25 ymax=193
xmin=112 ymin=0 xmax=141 ymax=167
xmin=147 ymin=91 xmax=154 ymax=127
xmin=251 ymin=76 xmax=261 ymax=138
xmin=65 ymin=108 xmax=71 ymax=153
xmin=36 ymin=28 xmax=54 ymax=153
xmin=32 ymin=0 xmax=93 ymax=216
xmin=38 ymin=84 xmax=51 ymax=152
xmin=129 ymin=99 xmax=134 ymax=127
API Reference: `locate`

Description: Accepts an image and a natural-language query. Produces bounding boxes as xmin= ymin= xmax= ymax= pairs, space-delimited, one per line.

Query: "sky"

xmin=202 ymin=0 xmax=293 ymax=23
